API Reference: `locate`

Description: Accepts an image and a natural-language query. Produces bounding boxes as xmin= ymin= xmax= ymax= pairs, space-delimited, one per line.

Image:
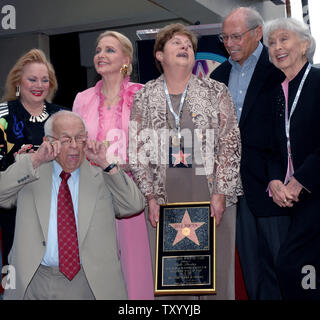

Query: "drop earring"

xmin=16 ymin=85 xmax=20 ymax=97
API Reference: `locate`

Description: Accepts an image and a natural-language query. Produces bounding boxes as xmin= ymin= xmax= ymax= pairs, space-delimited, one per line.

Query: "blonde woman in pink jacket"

xmin=73 ymin=31 xmax=153 ymax=299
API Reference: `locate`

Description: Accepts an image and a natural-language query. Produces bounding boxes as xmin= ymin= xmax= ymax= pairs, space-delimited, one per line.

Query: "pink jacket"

xmin=73 ymin=77 xmax=143 ymax=145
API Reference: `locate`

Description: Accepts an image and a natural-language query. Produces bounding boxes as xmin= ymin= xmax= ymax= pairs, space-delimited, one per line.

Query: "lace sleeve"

xmin=213 ymin=84 xmax=242 ymax=197
xmin=129 ymin=88 xmax=155 ymax=198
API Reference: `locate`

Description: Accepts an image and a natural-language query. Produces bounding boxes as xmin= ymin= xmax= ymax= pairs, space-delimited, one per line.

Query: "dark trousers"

xmin=236 ymin=196 xmax=290 ymax=300
xmin=276 ymin=192 xmax=320 ymax=300
xmin=0 ymin=208 xmax=16 ymax=266
xmin=257 ymin=215 xmax=290 ymax=299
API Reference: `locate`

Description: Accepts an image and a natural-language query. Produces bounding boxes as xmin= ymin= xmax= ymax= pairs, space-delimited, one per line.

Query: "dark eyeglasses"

xmin=219 ymin=26 xmax=258 ymax=44
xmin=47 ymin=135 xmax=87 ymax=146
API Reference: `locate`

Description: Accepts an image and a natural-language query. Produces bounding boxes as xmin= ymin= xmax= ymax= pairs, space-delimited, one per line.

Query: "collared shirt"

xmin=228 ymin=42 xmax=263 ymax=122
xmin=41 ymin=161 xmax=80 ymax=267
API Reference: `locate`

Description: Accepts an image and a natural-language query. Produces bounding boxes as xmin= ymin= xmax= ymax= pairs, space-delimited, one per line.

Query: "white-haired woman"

xmin=264 ymin=17 xmax=320 ymax=299
xmin=73 ymin=31 xmax=153 ymax=299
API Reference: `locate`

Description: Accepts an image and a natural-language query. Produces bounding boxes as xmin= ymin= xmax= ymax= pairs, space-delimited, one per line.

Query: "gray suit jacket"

xmin=0 ymin=155 xmax=145 ymax=299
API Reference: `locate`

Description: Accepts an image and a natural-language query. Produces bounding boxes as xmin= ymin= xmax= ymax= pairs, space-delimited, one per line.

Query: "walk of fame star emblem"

xmin=169 ymin=210 xmax=205 ymax=246
xmin=171 ymin=149 xmax=191 ymax=167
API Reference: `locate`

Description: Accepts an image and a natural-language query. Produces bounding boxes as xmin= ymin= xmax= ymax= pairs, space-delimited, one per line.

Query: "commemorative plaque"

xmin=155 ymin=202 xmax=216 ymax=295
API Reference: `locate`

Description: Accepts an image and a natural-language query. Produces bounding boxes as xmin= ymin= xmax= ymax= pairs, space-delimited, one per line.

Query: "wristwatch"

xmin=104 ymin=163 xmax=117 ymax=172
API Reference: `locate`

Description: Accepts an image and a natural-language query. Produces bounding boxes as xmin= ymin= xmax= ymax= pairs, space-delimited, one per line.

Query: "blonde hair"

xmin=96 ymin=30 xmax=133 ymax=75
xmin=2 ymin=49 xmax=58 ymax=102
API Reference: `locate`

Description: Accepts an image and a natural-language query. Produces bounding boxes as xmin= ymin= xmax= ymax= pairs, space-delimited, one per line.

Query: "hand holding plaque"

xmin=155 ymin=202 xmax=216 ymax=295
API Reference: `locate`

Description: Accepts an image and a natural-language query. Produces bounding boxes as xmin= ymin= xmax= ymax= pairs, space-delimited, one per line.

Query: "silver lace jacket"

xmin=129 ymin=74 xmax=243 ymax=207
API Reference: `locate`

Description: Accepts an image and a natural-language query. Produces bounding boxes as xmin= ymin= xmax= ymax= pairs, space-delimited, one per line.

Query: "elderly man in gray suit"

xmin=0 ymin=110 xmax=145 ymax=300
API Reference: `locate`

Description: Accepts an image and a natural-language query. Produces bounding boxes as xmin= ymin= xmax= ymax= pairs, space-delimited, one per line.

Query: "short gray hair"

xmin=263 ymin=17 xmax=316 ymax=62
xmin=224 ymin=7 xmax=264 ymax=29
xmin=44 ymin=110 xmax=87 ymax=138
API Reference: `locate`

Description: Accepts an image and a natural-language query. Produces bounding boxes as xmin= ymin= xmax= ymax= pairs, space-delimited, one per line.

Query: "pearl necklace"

xmin=29 ymin=105 xmax=49 ymax=123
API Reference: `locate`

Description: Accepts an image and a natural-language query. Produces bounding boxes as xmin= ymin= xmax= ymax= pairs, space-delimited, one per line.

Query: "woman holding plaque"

xmin=130 ymin=23 xmax=242 ymax=299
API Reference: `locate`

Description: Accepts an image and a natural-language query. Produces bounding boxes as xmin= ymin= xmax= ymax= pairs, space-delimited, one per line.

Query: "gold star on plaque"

xmin=169 ymin=210 xmax=205 ymax=246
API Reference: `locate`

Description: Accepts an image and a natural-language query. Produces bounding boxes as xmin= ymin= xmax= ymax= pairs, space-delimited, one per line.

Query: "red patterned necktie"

xmin=57 ymin=171 xmax=80 ymax=281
